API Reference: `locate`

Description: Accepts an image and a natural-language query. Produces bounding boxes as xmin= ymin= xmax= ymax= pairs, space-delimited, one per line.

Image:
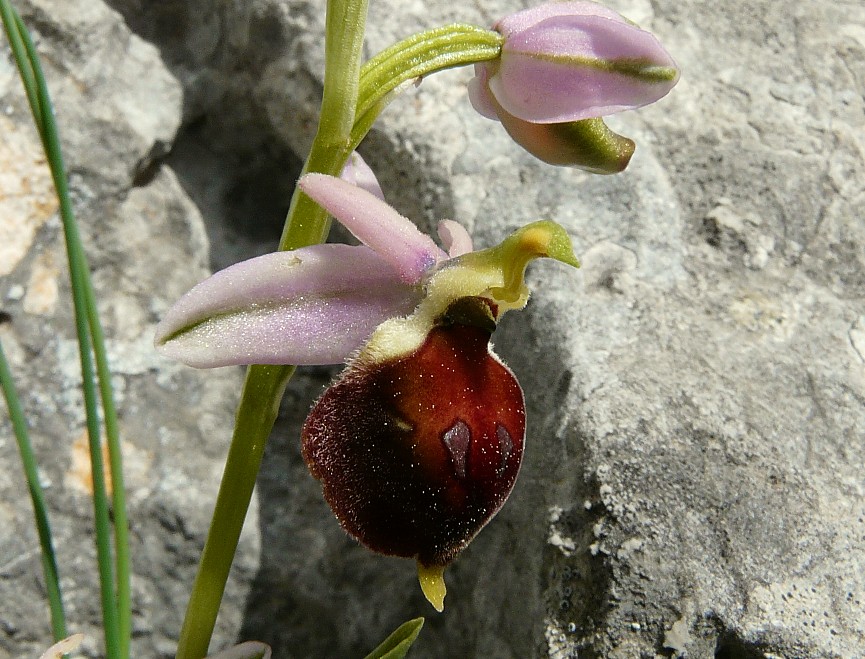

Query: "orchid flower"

xmin=468 ymin=0 xmax=679 ymax=171
xmin=155 ymin=169 xmax=579 ymax=611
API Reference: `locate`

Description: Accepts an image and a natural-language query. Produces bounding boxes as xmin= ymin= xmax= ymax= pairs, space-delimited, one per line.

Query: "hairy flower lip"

xmin=301 ymin=307 xmax=526 ymax=564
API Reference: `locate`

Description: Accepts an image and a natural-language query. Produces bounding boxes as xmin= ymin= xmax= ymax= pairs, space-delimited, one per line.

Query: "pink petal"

xmin=437 ymin=220 xmax=474 ymax=257
xmin=300 ymin=174 xmax=447 ymax=284
xmin=467 ymin=64 xmax=499 ymax=120
xmin=340 ymin=151 xmax=385 ymax=200
xmin=155 ymin=244 xmax=421 ymax=367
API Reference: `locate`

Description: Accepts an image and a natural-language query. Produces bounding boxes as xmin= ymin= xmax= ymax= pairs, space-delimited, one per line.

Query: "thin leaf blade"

xmin=363 ymin=617 xmax=424 ymax=659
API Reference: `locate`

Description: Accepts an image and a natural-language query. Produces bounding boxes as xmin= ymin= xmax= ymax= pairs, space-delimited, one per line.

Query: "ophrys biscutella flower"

xmin=155 ymin=171 xmax=579 ymax=610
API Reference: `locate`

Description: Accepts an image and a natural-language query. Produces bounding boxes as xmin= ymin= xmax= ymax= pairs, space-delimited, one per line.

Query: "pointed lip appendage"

xmin=417 ymin=562 xmax=447 ymax=612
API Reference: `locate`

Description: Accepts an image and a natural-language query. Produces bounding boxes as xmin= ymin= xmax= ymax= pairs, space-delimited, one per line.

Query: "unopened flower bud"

xmin=468 ymin=0 xmax=679 ymax=170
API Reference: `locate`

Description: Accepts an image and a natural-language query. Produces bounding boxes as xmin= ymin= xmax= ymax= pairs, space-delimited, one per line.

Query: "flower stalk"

xmin=352 ymin=24 xmax=503 ymax=149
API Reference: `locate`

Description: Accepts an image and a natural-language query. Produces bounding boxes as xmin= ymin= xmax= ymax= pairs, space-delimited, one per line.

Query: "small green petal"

xmin=417 ymin=563 xmax=447 ymax=612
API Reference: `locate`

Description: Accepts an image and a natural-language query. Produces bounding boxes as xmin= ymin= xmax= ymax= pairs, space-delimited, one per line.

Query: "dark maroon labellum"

xmin=301 ymin=298 xmax=526 ymax=567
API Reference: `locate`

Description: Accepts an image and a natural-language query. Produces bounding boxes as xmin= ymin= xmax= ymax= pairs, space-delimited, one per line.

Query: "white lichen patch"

xmin=547 ymin=505 xmax=577 ymax=556
xmin=545 ymin=617 xmax=578 ymax=659
xmin=743 ymin=573 xmax=865 ymax=656
xmin=663 ymin=617 xmax=693 ymax=656
xmin=728 ymin=290 xmax=796 ymax=341
xmin=0 ymin=115 xmax=58 ymax=276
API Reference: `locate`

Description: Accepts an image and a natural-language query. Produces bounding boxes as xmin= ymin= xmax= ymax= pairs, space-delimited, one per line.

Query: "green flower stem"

xmin=319 ymin=0 xmax=368 ymax=151
xmin=278 ymin=0 xmax=370 ymax=251
xmin=0 ymin=341 xmax=67 ymax=643
xmin=19 ymin=12 xmax=132 ymax=650
xmin=176 ymin=1 xmax=369 ymax=657
xmin=351 ymin=24 xmax=502 ymax=151
xmin=175 ymin=364 xmax=294 ymax=659
xmin=1 ymin=3 xmax=130 ymax=656
xmin=356 ymin=24 xmax=501 ymax=115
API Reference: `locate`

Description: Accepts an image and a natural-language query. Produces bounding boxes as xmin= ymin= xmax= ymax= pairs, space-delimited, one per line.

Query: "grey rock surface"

xmin=1 ymin=0 xmax=864 ymax=657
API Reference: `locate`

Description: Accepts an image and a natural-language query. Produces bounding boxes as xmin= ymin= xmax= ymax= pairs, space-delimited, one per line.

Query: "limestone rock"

xmin=2 ymin=0 xmax=863 ymax=657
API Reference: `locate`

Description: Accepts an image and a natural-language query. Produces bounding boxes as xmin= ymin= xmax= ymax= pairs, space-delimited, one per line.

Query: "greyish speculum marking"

xmin=442 ymin=419 xmax=515 ymax=480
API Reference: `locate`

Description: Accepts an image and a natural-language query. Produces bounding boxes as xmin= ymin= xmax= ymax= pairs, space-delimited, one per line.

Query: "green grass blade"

xmin=0 ymin=1 xmax=42 ymax=135
xmin=83 ymin=276 xmax=131 ymax=658
xmin=0 ymin=340 xmax=68 ymax=642
xmin=0 ymin=3 xmax=129 ymax=656
xmin=19 ymin=19 xmax=122 ymax=659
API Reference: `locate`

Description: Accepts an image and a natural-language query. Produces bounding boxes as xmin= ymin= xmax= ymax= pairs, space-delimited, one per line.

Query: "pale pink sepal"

xmin=493 ymin=0 xmax=625 ymax=33
xmin=154 ymin=244 xmax=421 ymax=367
xmin=300 ymin=173 xmax=447 ymax=284
xmin=437 ymin=220 xmax=474 ymax=257
xmin=471 ymin=1 xmax=679 ymax=125
xmin=492 ymin=13 xmax=678 ymax=123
